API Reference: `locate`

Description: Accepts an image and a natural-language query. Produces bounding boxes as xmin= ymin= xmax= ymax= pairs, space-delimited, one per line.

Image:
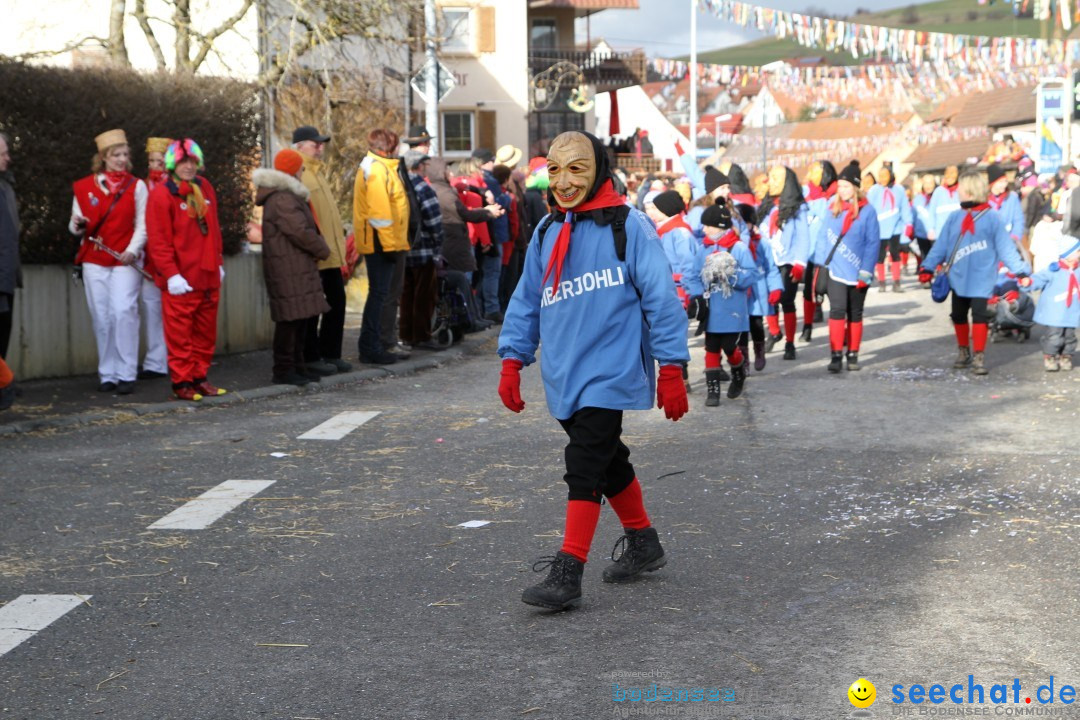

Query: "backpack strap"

xmin=611 ymin=204 xmax=631 ymax=262
xmin=535 ymin=213 xmax=556 ymax=252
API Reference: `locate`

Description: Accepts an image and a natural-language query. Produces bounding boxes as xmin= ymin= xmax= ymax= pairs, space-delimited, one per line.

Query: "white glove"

xmin=167 ymin=274 xmax=194 ymax=295
xmin=219 ymin=266 xmax=225 ymax=282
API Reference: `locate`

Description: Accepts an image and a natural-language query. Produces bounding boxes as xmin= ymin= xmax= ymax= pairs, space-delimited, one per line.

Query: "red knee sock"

xmin=848 ymin=321 xmax=863 ymax=352
xmin=727 ymin=347 xmax=744 ymax=368
xmin=607 ymin=478 xmax=650 ymax=530
xmin=829 ymin=318 xmax=845 ymax=352
xmin=560 ymin=500 xmax=602 ymax=563
xmin=767 ymin=314 xmax=780 ymax=336
xmin=876 ymin=263 xmax=886 ymax=283
xmin=972 ymin=323 xmax=988 ymax=353
xmin=803 ymin=298 xmax=816 ymax=327
xmin=0 ymin=358 xmax=12 ymax=389
xmin=704 ymin=350 xmax=721 ymax=369
xmin=901 ymin=251 xmax=910 ymax=269
xmin=954 ymin=322 xmax=970 ymax=348
xmin=783 ymin=312 xmax=798 ymax=342
xmin=891 ymin=260 xmax=901 ymax=282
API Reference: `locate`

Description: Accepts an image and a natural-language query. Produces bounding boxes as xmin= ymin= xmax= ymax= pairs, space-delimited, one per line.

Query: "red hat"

xmin=528 ymin=156 xmax=547 ymax=173
xmin=274 ymin=148 xmax=304 ymax=176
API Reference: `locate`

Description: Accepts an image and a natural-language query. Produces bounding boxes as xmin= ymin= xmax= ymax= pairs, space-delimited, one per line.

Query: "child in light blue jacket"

xmin=1020 ymin=241 xmax=1080 ymax=371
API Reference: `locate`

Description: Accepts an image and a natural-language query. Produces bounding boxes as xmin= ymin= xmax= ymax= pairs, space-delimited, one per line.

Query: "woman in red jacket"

xmin=145 ymin=139 xmax=226 ymax=401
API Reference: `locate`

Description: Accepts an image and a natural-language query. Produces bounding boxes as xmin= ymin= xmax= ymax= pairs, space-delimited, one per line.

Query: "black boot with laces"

xmin=521 ymin=551 xmax=584 ymax=610
xmin=602 ymin=527 xmax=666 ymax=583
xmin=705 ymin=369 xmax=722 ymax=407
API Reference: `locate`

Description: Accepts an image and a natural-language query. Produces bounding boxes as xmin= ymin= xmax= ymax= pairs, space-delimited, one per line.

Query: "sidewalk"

xmin=0 ymin=318 xmax=498 ymax=436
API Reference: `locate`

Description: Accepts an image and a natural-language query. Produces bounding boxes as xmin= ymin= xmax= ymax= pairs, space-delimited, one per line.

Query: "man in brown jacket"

xmin=294 ymin=126 xmax=351 ymax=374
xmin=254 ymin=149 xmax=331 ymax=386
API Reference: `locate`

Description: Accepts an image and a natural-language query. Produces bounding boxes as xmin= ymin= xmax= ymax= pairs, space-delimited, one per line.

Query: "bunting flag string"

xmin=695 ymin=0 xmax=1080 ymax=68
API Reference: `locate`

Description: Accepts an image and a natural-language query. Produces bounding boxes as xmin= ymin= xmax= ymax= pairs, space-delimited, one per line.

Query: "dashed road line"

xmin=148 ymin=479 xmax=276 ymax=530
xmin=0 ymin=594 xmax=90 ymax=657
xmin=297 ymin=411 xmax=380 ymax=440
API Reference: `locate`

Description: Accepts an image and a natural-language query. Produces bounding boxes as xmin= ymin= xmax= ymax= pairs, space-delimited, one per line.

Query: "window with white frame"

xmin=442 ymin=111 xmax=474 ymax=155
xmin=442 ymin=7 xmax=472 ymax=53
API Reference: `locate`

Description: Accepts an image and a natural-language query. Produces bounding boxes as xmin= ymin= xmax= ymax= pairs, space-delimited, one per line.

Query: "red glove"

xmin=498 ymin=359 xmax=525 ymax=413
xmin=790 ymin=264 xmax=805 ymax=283
xmin=656 ymin=365 xmax=688 ymax=422
xmin=904 ymin=224 xmax=914 ymax=239
xmin=768 ymin=289 xmax=782 ymax=305
xmin=674 ymin=139 xmax=685 ymax=156
xmin=917 ymin=269 xmax=933 ymax=284
xmin=856 ymin=280 xmax=870 ymax=290
xmin=1017 ymin=277 xmax=1033 ymax=288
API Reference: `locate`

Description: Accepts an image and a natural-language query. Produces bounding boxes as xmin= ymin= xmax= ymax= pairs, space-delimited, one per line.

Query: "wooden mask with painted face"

xmin=767 ymin=165 xmax=786 ymax=197
xmin=547 ymin=132 xmax=596 ymax=211
xmin=805 ymin=161 xmax=823 ymax=188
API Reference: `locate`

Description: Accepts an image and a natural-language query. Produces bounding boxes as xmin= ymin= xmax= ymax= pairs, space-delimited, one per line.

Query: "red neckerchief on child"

xmin=960 ymin=203 xmax=990 ymax=237
xmin=767 ymin=198 xmax=782 ymax=237
xmin=103 ymin=170 xmax=130 ymax=195
xmin=1062 ymin=258 xmax=1080 ymax=307
xmin=881 ymin=185 xmax=895 ymax=209
xmin=747 ymin=232 xmax=760 ymax=260
xmin=805 ymin=181 xmax=836 ymax=202
xmin=988 ymin=191 xmax=1008 ymax=210
xmin=657 ymin=214 xmax=692 ymax=237
xmin=542 ymin=179 xmax=626 ymax=292
xmin=945 ymin=183 xmax=958 ymax=198
xmin=839 ymin=198 xmax=868 ymax=236
xmin=921 ymin=192 xmax=932 ymax=203
xmin=704 ymin=229 xmax=739 ymax=249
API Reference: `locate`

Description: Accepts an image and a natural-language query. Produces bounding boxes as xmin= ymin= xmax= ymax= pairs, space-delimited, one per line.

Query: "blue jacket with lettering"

xmin=685 ymin=238 xmax=759 ymax=334
xmin=818 ymin=202 xmax=881 ymax=285
xmin=866 ymin=184 xmax=912 ymax=241
xmin=760 ymin=203 xmax=810 ymax=268
xmin=921 ymin=208 xmax=1031 ymax=299
xmin=498 ymin=208 xmax=690 ymax=420
xmin=988 ymin=191 xmax=1025 ymax=243
xmin=912 ymin=192 xmax=933 ymax=239
xmin=747 ymin=235 xmax=783 ymax=317
xmin=1022 ymin=262 xmax=1080 ymax=328
xmin=927 ymin=185 xmax=961 ymax=238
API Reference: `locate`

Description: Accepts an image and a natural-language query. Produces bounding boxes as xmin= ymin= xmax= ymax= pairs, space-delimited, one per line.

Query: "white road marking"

xmin=148 ymin=479 xmax=276 ymax=530
xmin=297 ymin=411 xmax=381 ymax=440
xmin=0 ymin=594 xmax=89 ymax=657
xmin=458 ymin=520 xmax=491 ymax=528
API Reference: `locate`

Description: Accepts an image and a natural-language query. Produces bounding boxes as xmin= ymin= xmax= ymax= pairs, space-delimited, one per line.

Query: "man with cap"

xmin=400 ymin=149 xmax=445 ymax=350
xmin=473 ymin=147 xmax=512 ymax=321
xmin=69 ymin=129 xmax=148 ymax=395
xmin=986 ymin=163 xmax=1025 ymax=251
xmin=497 ymin=130 xmax=689 ymax=611
xmin=403 ymin=125 xmax=434 ymax=155
xmin=136 ymin=136 xmax=173 ymax=380
xmin=293 ymin=125 xmax=352 ymax=375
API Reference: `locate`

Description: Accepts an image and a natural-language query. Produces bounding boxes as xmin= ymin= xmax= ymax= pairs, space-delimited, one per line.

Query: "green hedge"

xmin=0 ymin=59 xmax=260 ymax=263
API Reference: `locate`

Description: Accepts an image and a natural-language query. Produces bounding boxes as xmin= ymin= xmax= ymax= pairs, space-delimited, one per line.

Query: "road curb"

xmin=0 ymin=331 xmax=498 ymax=437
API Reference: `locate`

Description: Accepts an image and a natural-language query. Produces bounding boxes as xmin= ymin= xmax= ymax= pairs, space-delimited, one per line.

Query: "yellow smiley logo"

xmin=848 ymin=678 xmax=876 ymax=708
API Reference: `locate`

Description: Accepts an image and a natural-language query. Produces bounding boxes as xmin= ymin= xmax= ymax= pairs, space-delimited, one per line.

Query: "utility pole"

xmin=425 ymin=0 xmax=439 ymax=156
xmin=689 ymin=0 xmax=697 ymax=165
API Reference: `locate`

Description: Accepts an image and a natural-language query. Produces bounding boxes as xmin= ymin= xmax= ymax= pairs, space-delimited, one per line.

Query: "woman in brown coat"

xmin=254 ymin=149 xmax=330 ymax=385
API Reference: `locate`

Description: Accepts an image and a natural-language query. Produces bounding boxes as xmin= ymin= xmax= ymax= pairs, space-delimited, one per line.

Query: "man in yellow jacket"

xmin=353 ymin=128 xmax=410 ymax=365
xmin=295 ymin=125 xmax=352 ymax=374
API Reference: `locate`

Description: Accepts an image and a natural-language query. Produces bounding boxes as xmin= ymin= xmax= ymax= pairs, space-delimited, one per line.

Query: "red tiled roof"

xmin=930 ymin=85 xmax=1037 ymax=129
xmin=906 ymin=138 xmax=992 ymax=173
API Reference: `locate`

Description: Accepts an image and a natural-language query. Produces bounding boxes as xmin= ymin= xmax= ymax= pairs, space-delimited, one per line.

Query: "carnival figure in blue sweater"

xmin=801 ymin=160 xmax=838 ymax=340
xmin=816 ymin=161 xmax=881 ymax=373
xmin=497 ymin=131 xmax=690 ymax=611
xmin=1019 ymin=241 xmax=1080 ymax=372
xmin=866 ymin=161 xmax=912 ymax=292
xmin=757 ymin=166 xmax=810 ymax=360
xmin=919 ymin=169 xmax=1032 ymax=375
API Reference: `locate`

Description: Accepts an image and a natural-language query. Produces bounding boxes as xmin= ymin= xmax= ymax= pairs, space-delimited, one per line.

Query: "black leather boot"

xmin=727 ymin=362 xmax=746 ymax=399
xmin=602 ymin=527 xmax=666 ymax=583
xmin=705 ymin=369 xmax=721 ymax=407
xmin=828 ymin=351 xmax=843 ymax=373
xmin=521 ymin=552 xmax=584 ymax=610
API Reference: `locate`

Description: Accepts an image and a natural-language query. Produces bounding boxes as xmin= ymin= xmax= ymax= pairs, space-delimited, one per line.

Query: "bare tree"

xmin=109 ymin=0 xmax=132 ymax=66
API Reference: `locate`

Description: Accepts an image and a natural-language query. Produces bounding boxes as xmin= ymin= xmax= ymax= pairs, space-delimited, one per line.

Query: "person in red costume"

xmin=69 ymin=129 xmax=148 ymax=395
xmin=497 ymin=131 xmax=690 ymax=612
xmin=145 ymin=138 xmax=226 ymax=402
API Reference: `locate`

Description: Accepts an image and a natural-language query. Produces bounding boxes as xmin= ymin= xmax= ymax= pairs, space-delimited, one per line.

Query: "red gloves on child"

xmin=790 ymin=264 xmax=805 ymax=283
xmin=856 ymin=280 xmax=870 ymax=290
xmin=917 ymin=268 xmax=934 ymax=284
xmin=656 ymin=365 xmax=688 ymax=422
xmin=768 ymin=289 xmax=782 ymax=305
xmin=498 ymin=359 xmax=525 ymax=413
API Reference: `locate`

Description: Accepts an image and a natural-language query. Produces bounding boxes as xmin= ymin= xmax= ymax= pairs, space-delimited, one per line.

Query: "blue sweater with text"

xmin=866 ymin=184 xmax=912 ymax=240
xmin=817 ymin=205 xmax=881 ymax=285
xmin=921 ymin=210 xmax=1031 ymax=299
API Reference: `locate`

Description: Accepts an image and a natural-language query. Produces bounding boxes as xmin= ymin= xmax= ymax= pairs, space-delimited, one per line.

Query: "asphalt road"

xmin=2 ymin=278 xmax=1078 ymax=720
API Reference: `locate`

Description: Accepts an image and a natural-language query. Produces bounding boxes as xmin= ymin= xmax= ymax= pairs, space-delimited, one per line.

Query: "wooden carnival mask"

xmin=767 ymin=165 xmax=786 ymax=197
xmin=547 ymin=132 xmax=596 ymax=210
xmin=805 ymin=161 xmax=823 ymax=188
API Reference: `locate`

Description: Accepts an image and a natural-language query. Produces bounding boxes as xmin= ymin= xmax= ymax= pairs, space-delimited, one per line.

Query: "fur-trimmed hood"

xmin=253 ymin=167 xmax=310 ymax=205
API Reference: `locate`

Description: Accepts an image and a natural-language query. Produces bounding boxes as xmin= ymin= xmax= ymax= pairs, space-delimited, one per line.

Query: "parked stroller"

xmin=989 ymin=276 xmax=1035 ymax=343
xmin=431 ymin=258 xmax=472 ymax=348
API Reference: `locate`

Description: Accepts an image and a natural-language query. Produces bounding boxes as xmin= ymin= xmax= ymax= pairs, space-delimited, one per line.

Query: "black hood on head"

xmin=757 ymin=167 xmax=805 ymax=229
xmin=820 ymin=160 xmax=837 ymax=189
xmin=728 ymin=164 xmax=752 ymax=196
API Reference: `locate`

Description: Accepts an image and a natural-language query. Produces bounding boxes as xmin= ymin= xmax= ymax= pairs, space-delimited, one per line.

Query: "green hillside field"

xmin=689 ymin=0 xmax=1075 ymax=66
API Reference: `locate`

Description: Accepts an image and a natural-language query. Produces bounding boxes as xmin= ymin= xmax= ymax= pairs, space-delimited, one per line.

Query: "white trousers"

xmin=82 ymin=263 xmax=142 ymax=383
xmin=139 ymin=277 xmax=168 ymax=373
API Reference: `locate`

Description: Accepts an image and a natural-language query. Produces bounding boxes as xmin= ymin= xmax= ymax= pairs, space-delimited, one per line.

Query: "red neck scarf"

xmin=147 ymin=169 xmax=167 ymax=191
xmin=880 ymin=185 xmax=895 ymax=209
xmin=921 ymin=192 xmax=932 ymax=203
xmin=542 ymin=179 xmax=627 ymax=291
xmin=988 ymin=191 xmax=1009 ymax=210
xmin=704 ymin=229 xmax=739 ymax=249
xmin=839 ymin=198 xmax=868 ymax=236
xmin=747 ymin=234 xmax=759 ymax=259
xmin=730 ymin=193 xmax=758 ymax=208
xmin=103 ymin=170 xmax=131 ymax=195
xmin=657 ymin=214 xmax=692 ymax=237
xmin=960 ymin=203 xmax=990 ymax=237
xmin=805 ymin=181 xmax=836 ymax=202
xmin=945 ymin=183 xmax=958 ymax=198
xmin=1066 ymin=270 xmax=1080 ymax=308
xmin=768 ymin=200 xmax=781 ymax=238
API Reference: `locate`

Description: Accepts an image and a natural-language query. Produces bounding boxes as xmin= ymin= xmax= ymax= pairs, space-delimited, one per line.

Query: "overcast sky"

xmin=578 ymin=0 xmax=940 ymax=57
